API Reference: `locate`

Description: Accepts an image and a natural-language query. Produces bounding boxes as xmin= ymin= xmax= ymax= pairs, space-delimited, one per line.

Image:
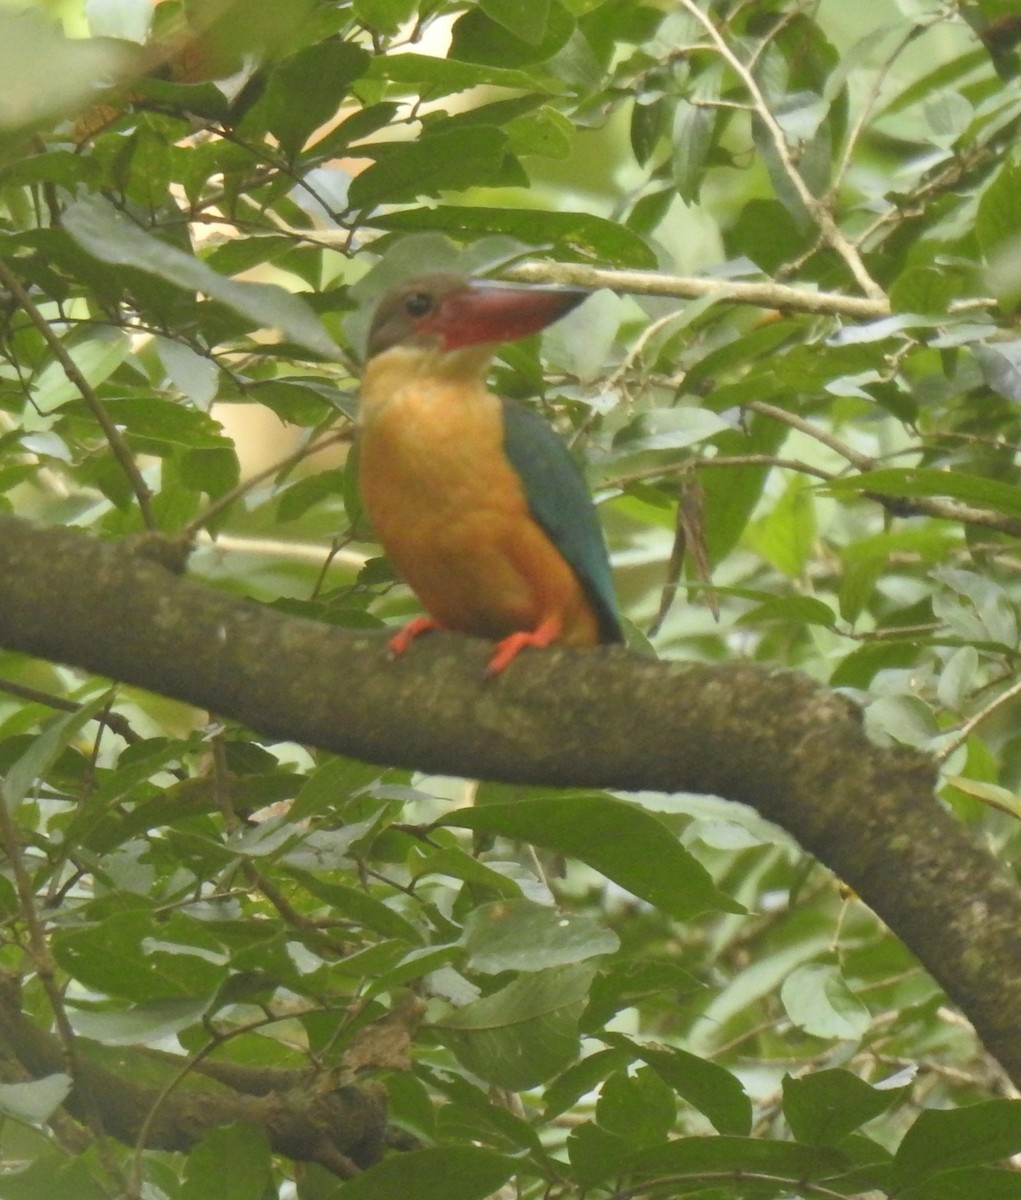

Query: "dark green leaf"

xmin=596 ymin=1066 xmax=676 ymax=1148
xmin=441 ymin=795 xmax=741 ymax=919
xmin=53 ymin=911 xmax=226 ymax=1002
xmin=605 ymin=1036 xmax=752 ymax=1136
xmin=784 ymin=1069 xmax=908 ymax=1146
xmin=354 ymin=0 xmax=418 ymax=35
xmin=481 ymin=0 xmax=551 ymax=45
xmin=890 ymin=265 xmax=960 ymax=314
xmin=336 ymin=1147 xmax=515 ymax=1200
xmin=434 ymin=963 xmax=596 ymax=1089
xmin=898 ymin=1167 xmax=1021 ymax=1200
xmin=248 ymin=42 xmax=369 ymax=160
xmin=827 ymin=467 xmax=1021 ymax=519
xmin=450 ymin=3 xmax=574 ymax=67
xmin=348 ymin=128 xmax=511 ymax=209
xmin=365 ymin=52 xmax=538 ymax=97
xmin=371 ymin=204 xmax=656 ymax=267
xmin=63 ymin=196 xmax=340 ymax=358
xmin=891 ymin=1100 xmax=1021 ymax=1189
xmin=462 ymin=898 xmax=618 ymax=972
xmin=672 ymin=79 xmax=718 ymax=204
xmin=181 ymin=1122 xmax=272 ymax=1200
xmin=627 ymin=1135 xmax=847 ymax=1180
xmin=4 ymin=692 xmax=114 ymax=808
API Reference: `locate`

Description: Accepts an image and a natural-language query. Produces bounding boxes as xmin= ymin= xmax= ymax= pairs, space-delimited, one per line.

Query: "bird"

xmin=358 ymin=272 xmax=622 ymax=674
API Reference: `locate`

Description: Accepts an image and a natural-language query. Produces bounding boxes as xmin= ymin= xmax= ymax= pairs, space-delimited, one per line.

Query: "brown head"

xmin=365 ymin=273 xmax=590 ymax=361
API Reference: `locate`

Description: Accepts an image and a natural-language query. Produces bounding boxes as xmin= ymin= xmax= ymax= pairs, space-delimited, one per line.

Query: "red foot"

xmin=388 ymin=616 xmax=442 ymax=658
xmin=486 ymin=617 xmax=562 ymax=675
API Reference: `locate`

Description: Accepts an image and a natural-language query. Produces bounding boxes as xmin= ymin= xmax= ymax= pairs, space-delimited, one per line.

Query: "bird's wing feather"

xmin=500 ymin=398 xmax=622 ymax=643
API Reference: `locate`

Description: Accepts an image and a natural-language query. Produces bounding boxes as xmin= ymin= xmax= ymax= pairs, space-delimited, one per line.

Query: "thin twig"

xmin=180 ymin=427 xmax=351 ymax=542
xmin=830 ymin=19 xmax=935 ymax=197
xmin=0 ymin=258 xmax=158 ymax=530
xmin=675 ymin=0 xmax=885 ymax=302
xmin=0 ymin=678 xmax=141 ymax=744
xmin=937 ymin=677 xmax=1021 ymax=764
xmin=745 ymin=401 xmax=877 ymax=470
xmin=745 ymin=402 xmax=1021 ymax=537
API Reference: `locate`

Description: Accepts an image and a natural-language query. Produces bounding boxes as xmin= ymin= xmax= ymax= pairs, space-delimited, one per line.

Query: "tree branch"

xmin=2 ymin=513 xmax=1021 ymax=1086
xmin=502 ymin=262 xmax=890 ymax=320
xmin=0 ymin=974 xmax=383 ymax=1177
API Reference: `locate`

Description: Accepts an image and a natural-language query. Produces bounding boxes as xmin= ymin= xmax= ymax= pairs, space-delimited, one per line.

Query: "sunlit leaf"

xmin=781 ymin=963 xmax=870 ymax=1040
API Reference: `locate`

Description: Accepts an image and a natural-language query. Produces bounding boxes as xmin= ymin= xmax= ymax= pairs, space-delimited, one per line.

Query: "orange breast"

xmin=359 ymin=353 xmax=600 ymax=646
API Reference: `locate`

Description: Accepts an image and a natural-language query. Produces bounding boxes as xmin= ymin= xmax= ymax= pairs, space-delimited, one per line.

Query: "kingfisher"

xmin=358 ymin=272 xmax=622 ymax=674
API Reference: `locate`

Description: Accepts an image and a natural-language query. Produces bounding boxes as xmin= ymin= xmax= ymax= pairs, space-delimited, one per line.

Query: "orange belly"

xmin=358 ymin=372 xmax=600 ymax=647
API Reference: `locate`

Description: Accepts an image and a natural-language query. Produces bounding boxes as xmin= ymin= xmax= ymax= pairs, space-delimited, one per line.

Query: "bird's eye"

xmin=405 ymin=292 xmax=433 ymax=318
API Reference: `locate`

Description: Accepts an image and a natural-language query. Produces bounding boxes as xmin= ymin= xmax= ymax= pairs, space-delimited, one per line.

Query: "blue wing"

xmin=500 ymin=398 xmax=622 ymax=644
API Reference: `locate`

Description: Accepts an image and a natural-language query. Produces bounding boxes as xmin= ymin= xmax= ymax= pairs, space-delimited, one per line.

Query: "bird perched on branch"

xmin=358 ymin=272 xmax=622 ymax=674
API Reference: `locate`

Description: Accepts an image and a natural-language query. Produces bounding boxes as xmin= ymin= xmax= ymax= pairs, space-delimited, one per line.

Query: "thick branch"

xmin=2 ymin=514 xmax=1021 ymax=1085
xmin=0 ymin=974 xmax=384 ymax=1176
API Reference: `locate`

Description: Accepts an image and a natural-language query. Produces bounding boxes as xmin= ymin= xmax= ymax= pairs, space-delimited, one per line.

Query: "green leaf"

xmin=284 ymin=868 xmax=421 ymax=942
xmin=98 ymin=399 xmax=232 ymax=452
xmin=737 ymin=594 xmax=837 ymax=629
xmin=3 ymin=691 xmax=114 ymax=809
xmin=605 ymin=1035 xmax=752 ymax=1136
xmin=898 ymin=1167 xmax=1021 ymax=1200
xmin=0 ymin=9 xmax=134 ymax=133
xmin=568 ymin=1121 xmax=634 ymax=1186
xmin=784 ymin=1069 xmax=907 ymax=1145
xmin=978 ymin=163 xmax=1021 ymax=260
xmin=409 ymin=845 xmax=523 ymax=896
xmin=827 ymin=467 xmax=1021 ymax=519
xmin=354 ymin=0 xmax=419 ymax=35
xmin=0 ymin=1076 xmax=71 ymax=1124
xmin=365 ymin=52 xmax=538 ymax=96
xmin=276 ymin=468 xmax=347 ymax=523
xmin=630 ymin=96 xmax=667 ymax=167
xmin=63 ymin=196 xmax=340 ymax=358
xmin=372 ymin=204 xmax=656 ymax=267
xmin=481 ymin=0 xmax=551 ymax=45
xmin=626 ymin=1134 xmax=847 ymax=1181
xmin=891 ymin=1100 xmax=1021 ymax=1190
xmin=246 ymin=42 xmax=369 ymax=160
xmin=596 ymin=1066 xmax=676 ymax=1148
xmin=744 ymin=474 xmax=816 ymax=578
xmin=890 ymin=266 xmax=959 ymax=314
xmin=462 ymin=898 xmax=618 ymax=972
xmin=181 ymin=1122 xmax=272 ymax=1200
xmin=780 ymin=963 xmax=870 ymax=1040
xmin=672 ymin=67 xmax=721 ymax=204
xmin=617 ymin=406 xmax=733 ymax=452
xmin=52 ymin=911 xmax=226 ymax=1003
xmin=348 ymin=128 xmax=511 ymax=209
xmin=336 ymin=1147 xmax=515 ymax=1200
xmin=974 ymin=339 xmax=1021 ymax=403
xmin=156 ymin=337 xmax=220 ymax=408
xmin=441 ymin=795 xmax=741 ymax=920
xmin=30 ymin=328 xmax=131 ymax=414
xmin=434 ymin=963 xmax=596 ymax=1089
xmin=450 ymin=3 xmax=575 ymax=67
xmin=697 ymin=410 xmax=788 ymax=562
xmin=286 ymin=755 xmax=383 ymax=822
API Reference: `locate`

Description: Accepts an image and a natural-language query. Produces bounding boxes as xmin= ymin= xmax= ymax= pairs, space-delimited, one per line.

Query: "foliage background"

xmin=2 ymin=0 xmax=1021 ymax=1196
